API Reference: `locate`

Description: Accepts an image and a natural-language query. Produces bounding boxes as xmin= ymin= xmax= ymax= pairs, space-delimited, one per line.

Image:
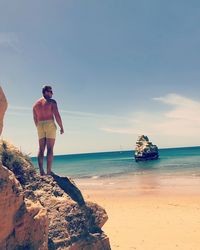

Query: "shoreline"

xmin=76 ymin=173 xmax=200 ymax=194
xmin=78 ymin=175 xmax=200 ymax=250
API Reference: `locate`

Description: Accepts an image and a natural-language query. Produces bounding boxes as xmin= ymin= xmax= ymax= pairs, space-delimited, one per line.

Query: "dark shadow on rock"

xmin=48 ymin=238 xmax=56 ymax=250
xmin=51 ymin=172 xmax=85 ymax=207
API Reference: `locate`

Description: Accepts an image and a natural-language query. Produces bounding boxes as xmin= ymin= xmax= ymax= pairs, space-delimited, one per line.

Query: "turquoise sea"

xmin=31 ymin=146 xmax=200 ymax=180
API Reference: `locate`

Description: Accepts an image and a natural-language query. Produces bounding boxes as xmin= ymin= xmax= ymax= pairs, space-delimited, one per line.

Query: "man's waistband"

xmin=37 ymin=120 xmax=54 ymax=124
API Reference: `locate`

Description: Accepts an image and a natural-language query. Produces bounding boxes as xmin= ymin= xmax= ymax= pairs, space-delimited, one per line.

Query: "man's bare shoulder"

xmin=33 ymin=98 xmax=43 ymax=109
xmin=49 ymin=99 xmax=57 ymax=105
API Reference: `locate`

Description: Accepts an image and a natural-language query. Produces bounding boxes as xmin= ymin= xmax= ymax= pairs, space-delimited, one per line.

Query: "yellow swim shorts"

xmin=37 ymin=120 xmax=57 ymax=140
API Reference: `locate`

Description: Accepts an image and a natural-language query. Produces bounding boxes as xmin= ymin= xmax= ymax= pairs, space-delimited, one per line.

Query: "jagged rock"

xmin=29 ymin=175 xmax=109 ymax=249
xmin=0 ymin=165 xmax=24 ymax=244
xmin=135 ymin=135 xmax=159 ymax=161
xmin=0 ymin=140 xmax=111 ymax=250
xmin=0 ymin=165 xmax=49 ymax=250
xmin=51 ymin=172 xmax=85 ymax=206
xmin=0 ymin=86 xmax=8 ymax=135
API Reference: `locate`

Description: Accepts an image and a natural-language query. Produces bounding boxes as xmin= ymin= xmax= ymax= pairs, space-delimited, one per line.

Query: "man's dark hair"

xmin=42 ymin=85 xmax=52 ymax=95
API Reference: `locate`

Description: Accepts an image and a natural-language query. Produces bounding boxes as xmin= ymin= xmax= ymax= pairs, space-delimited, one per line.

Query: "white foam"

xmin=91 ymin=175 xmax=100 ymax=179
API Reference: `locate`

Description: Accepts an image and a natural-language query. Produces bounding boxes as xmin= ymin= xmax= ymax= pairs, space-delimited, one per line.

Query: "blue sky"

xmin=1 ymin=0 xmax=200 ymax=156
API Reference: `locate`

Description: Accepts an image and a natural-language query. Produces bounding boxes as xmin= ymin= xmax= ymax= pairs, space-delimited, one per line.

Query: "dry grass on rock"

xmin=0 ymin=140 xmax=36 ymax=185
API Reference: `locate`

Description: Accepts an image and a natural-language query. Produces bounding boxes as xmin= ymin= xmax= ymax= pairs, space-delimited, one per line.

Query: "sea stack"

xmin=134 ymin=135 xmax=159 ymax=162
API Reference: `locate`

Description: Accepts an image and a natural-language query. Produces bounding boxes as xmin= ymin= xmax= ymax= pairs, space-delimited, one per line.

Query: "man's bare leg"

xmin=46 ymin=138 xmax=55 ymax=175
xmin=38 ymin=138 xmax=46 ymax=175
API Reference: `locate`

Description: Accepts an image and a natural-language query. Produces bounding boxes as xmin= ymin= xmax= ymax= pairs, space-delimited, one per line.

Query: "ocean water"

xmin=31 ymin=146 xmax=200 ymax=180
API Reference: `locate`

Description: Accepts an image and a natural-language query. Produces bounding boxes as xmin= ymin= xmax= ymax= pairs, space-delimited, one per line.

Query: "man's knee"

xmin=47 ymin=147 xmax=53 ymax=155
xmin=38 ymin=148 xmax=45 ymax=156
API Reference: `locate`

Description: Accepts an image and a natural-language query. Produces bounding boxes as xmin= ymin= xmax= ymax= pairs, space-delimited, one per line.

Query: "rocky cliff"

xmin=134 ymin=135 xmax=159 ymax=161
xmin=0 ymin=86 xmax=8 ymax=135
xmin=0 ymin=141 xmax=111 ymax=250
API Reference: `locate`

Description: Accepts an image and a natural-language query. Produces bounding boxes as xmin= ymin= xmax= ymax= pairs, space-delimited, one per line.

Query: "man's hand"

xmin=60 ymin=128 xmax=64 ymax=134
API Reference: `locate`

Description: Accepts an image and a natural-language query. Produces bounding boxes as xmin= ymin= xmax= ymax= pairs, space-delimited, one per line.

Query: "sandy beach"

xmin=79 ymin=175 xmax=200 ymax=250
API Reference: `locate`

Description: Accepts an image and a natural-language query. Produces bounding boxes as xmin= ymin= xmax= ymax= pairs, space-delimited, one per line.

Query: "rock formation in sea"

xmin=0 ymin=86 xmax=8 ymax=135
xmin=0 ymin=141 xmax=111 ymax=250
xmin=134 ymin=135 xmax=159 ymax=161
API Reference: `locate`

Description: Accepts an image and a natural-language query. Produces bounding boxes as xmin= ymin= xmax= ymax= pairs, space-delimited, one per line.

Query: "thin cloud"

xmin=0 ymin=32 xmax=19 ymax=52
xmin=60 ymin=109 xmax=131 ymax=121
xmin=154 ymin=93 xmax=200 ymax=121
xmin=102 ymin=93 xmax=200 ymax=138
xmin=8 ymin=105 xmax=132 ymax=121
xmin=101 ymin=127 xmax=151 ymax=135
xmin=7 ymin=106 xmax=32 ymax=116
xmin=153 ymin=93 xmax=198 ymax=106
xmin=9 ymin=106 xmax=32 ymax=111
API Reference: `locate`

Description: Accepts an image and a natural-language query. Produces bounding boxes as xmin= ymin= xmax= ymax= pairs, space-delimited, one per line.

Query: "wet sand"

xmin=78 ymin=175 xmax=200 ymax=250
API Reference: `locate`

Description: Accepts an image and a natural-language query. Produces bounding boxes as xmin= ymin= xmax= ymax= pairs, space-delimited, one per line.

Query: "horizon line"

xmin=30 ymin=144 xmax=200 ymax=158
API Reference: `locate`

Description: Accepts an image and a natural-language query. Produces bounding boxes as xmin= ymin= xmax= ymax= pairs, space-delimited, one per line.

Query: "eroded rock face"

xmin=0 ymin=165 xmax=23 ymax=244
xmin=0 ymin=86 xmax=8 ymax=135
xmin=0 ymin=141 xmax=111 ymax=250
xmin=135 ymin=135 xmax=159 ymax=161
xmin=26 ymin=173 xmax=110 ymax=249
xmin=0 ymin=165 xmax=49 ymax=250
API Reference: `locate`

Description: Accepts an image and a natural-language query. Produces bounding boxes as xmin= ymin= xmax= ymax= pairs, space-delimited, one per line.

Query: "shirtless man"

xmin=33 ymin=85 xmax=64 ymax=175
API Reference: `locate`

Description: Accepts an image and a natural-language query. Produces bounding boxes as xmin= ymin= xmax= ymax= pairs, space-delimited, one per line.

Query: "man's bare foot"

xmin=40 ymin=170 xmax=46 ymax=176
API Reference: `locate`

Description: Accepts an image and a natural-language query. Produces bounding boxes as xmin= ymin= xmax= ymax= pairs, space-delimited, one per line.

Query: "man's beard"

xmin=44 ymin=95 xmax=51 ymax=101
